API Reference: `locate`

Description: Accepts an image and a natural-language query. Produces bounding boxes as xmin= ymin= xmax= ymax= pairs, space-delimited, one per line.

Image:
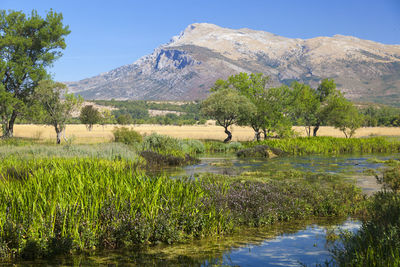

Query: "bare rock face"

xmin=66 ymin=23 xmax=400 ymax=104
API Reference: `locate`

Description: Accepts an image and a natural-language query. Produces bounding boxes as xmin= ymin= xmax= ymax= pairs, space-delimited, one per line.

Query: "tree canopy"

xmin=34 ymin=80 xmax=82 ymax=144
xmin=0 ymin=9 xmax=70 ymax=137
xmin=201 ymin=88 xmax=255 ymax=142
xmin=80 ymin=105 xmax=101 ymax=131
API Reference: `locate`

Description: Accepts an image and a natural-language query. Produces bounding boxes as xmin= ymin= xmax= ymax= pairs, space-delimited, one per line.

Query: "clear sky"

xmin=2 ymin=0 xmax=400 ymax=82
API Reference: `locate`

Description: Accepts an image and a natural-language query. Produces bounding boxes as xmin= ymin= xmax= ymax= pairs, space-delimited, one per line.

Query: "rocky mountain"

xmin=66 ymin=23 xmax=400 ymax=104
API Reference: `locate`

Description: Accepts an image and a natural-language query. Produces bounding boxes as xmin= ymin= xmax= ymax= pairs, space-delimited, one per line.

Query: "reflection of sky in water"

xmin=212 ymin=220 xmax=360 ymax=267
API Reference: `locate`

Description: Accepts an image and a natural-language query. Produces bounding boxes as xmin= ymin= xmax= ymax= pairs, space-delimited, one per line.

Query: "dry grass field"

xmin=9 ymin=124 xmax=400 ymax=144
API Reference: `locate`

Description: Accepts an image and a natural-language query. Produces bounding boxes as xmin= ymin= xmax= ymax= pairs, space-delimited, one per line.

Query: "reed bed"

xmin=247 ymin=136 xmax=400 ymax=155
xmin=0 ymin=158 xmax=364 ymax=260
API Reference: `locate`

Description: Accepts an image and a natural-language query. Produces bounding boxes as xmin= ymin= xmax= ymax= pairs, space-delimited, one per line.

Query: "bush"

xmin=182 ymin=139 xmax=205 ymax=155
xmin=112 ymin=127 xmax=142 ymax=145
xmin=141 ymin=133 xmax=183 ymax=155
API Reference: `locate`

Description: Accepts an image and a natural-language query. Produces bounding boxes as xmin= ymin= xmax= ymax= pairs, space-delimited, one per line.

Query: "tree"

xmin=99 ymin=109 xmax=115 ymax=127
xmin=80 ymin=105 xmax=101 ymax=131
xmin=291 ymin=82 xmax=320 ymax=137
xmin=325 ymin=94 xmax=363 ymax=138
xmin=262 ymin=85 xmax=294 ymax=139
xmin=0 ymin=9 xmax=70 ymax=137
xmin=211 ymin=73 xmax=270 ymax=140
xmin=201 ymin=88 xmax=255 ymax=143
xmin=0 ymin=84 xmax=20 ymax=137
xmin=116 ymin=114 xmax=133 ymax=125
xmin=34 ymin=80 xmax=82 ymax=144
xmin=313 ymin=79 xmax=338 ymax=136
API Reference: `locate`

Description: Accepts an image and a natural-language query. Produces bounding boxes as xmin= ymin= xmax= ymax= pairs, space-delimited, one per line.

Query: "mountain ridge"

xmin=66 ymin=23 xmax=400 ymax=104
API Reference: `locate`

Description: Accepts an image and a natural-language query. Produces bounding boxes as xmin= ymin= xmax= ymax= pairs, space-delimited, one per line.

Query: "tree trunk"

xmin=313 ymin=123 xmax=320 ymax=137
xmin=4 ymin=111 xmax=17 ymax=138
xmin=255 ymin=131 xmax=261 ymax=141
xmin=56 ymin=131 xmax=62 ymax=144
xmin=223 ymin=127 xmax=232 ymax=143
xmin=306 ymin=126 xmax=311 ymax=137
xmin=263 ymin=129 xmax=269 ymax=140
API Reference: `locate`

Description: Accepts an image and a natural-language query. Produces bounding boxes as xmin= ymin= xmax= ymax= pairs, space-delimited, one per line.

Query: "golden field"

xmin=9 ymin=124 xmax=400 ymax=143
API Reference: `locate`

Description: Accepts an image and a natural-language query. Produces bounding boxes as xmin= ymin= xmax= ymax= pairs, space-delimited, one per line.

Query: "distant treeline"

xmin=89 ymin=99 xmax=400 ymax=128
xmin=93 ymin=100 xmax=207 ymax=125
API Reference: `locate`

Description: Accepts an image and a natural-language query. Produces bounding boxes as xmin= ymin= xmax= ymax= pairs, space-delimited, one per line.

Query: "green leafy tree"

xmin=291 ymin=82 xmax=320 ymax=137
xmin=201 ymin=88 xmax=255 ymax=143
xmin=212 ymin=73 xmax=270 ymax=140
xmin=100 ymin=109 xmax=115 ymax=127
xmin=34 ymin=80 xmax=82 ymax=144
xmin=0 ymin=9 xmax=70 ymax=137
xmin=313 ymin=78 xmax=338 ymax=136
xmin=325 ymin=94 xmax=363 ymax=138
xmin=262 ymin=85 xmax=294 ymax=139
xmin=0 ymin=84 xmax=20 ymax=136
xmin=79 ymin=105 xmax=101 ymax=131
xmin=116 ymin=114 xmax=133 ymax=125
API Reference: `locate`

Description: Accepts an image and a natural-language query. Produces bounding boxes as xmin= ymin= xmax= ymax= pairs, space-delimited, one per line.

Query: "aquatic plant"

xmin=0 ymin=158 xmax=364 ymax=260
xmin=244 ymin=136 xmax=400 ymax=155
xmin=329 ymin=162 xmax=400 ymax=266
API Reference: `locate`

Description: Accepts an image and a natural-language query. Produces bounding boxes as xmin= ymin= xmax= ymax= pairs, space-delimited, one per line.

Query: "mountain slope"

xmin=66 ymin=23 xmax=400 ymax=104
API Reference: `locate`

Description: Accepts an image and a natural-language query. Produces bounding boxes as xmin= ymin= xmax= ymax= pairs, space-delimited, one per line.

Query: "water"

xmin=8 ymin=219 xmax=360 ymax=266
xmin=164 ymin=153 xmax=399 ymax=195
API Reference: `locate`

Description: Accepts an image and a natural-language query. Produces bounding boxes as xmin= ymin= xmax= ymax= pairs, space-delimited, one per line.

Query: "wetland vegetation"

xmin=0 ymin=134 xmax=399 ymax=266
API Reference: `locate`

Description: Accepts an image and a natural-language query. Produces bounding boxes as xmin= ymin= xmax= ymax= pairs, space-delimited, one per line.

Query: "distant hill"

xmin=66 ymin=23 xmax=400 ymax=105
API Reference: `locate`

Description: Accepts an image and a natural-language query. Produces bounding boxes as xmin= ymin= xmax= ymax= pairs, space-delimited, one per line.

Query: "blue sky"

xmin=2 ymin=0 xmax=400 ymax=82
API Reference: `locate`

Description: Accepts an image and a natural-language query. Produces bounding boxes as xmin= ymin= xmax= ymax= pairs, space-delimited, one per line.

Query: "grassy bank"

xmin=0 ymin=158 xmax=364 ymax=260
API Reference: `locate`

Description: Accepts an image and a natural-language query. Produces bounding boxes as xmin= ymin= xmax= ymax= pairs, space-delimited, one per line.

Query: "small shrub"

xmin=226 ymin=141 xmax=243 ymax=152
xmin=113 ymin=127 xmax=142 ymax=145
xmin=182 ymin=139 xmax=205 ymax=155
xmin=141 ymin=133 xmax=183 ymax=154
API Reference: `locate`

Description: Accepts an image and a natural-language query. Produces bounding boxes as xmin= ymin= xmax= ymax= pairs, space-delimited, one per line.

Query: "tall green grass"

xmin=0 ymin=158 xmax=230 ymax=259
xmin=245 ymin=136 xmax=400 ymax=155
xmin=0 ymin=158 xmax=364 ymax=260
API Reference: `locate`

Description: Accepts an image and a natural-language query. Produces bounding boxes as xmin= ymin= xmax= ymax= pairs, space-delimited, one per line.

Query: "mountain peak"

xmin=67 ymin=24 xmax=400 ymax=104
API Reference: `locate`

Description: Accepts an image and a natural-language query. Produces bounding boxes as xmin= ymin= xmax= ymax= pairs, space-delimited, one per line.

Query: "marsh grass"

xmin=0 ymin=157 xmax=364 ymax=260
xmin=246 ymin=136 xmax=400 ymax=155
xmin=0 ymin=143 xmax=139 ymax=161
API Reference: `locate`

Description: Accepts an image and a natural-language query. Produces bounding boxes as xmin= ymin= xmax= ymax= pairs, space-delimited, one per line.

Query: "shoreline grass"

xmin=244 ymin=136 xmax=400 ymax=155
